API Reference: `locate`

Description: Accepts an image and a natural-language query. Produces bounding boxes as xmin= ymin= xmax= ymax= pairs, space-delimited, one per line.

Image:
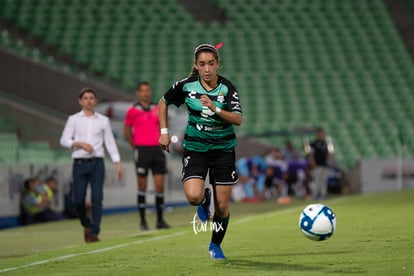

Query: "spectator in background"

xmin=21 ymin=178 xmax=62 ymax=225
xmin=235 ymin=156 xmax=267 ymax=200
xmin=37 ymin=176 xmax=58 ymax=206
xmin=283 ymin=140 xmax=298 ymax=162
xmin=285 ymin=153 xmax=309 ymax=198
xmin=309 ymin=128 xmax=335 ymax=200
xmin=264 ymin=148 xmax=290 ymax=204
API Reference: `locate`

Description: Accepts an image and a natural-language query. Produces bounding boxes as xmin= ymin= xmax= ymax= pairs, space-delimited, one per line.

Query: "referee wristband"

xmin=215 ymin=107 xmax=222 ymax=114
xmin=160 ymin=128 xmax=168 ymax=135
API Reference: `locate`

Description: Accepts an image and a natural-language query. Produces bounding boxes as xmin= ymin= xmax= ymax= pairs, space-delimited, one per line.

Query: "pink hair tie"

xmin=215 ymin=42 xmax=223 ymax=49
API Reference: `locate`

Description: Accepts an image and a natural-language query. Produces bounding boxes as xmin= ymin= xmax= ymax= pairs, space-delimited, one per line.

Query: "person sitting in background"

xmin=235 ymin=156 xmax=267 ymax=201
xmin=283 ymin=140 xmax=299 ymax=163
xmin=264 ymin=148 xmax=290 ymax=204
xmin=37 ymin=176 xmax=58 ymax=207
xmin=286 ymin=153 xmax=309 ymax=198
xmin=21 ymin=178 xmax=62 ymax=225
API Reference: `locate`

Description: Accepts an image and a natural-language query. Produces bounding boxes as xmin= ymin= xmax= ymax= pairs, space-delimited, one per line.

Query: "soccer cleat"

xmin=156 ymin=220 xmax=171 ymax=229
xmin=197 ymin=188 xmax=211 ymax=222
xmin=140 ymin=220 xmax=149 ymax=231
xmin=209 ymin=242 xmax=226 ymax=259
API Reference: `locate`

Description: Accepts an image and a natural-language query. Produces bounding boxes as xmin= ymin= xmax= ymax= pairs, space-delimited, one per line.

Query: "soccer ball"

xmin=299 ymin=204 xmax=336 ymax=241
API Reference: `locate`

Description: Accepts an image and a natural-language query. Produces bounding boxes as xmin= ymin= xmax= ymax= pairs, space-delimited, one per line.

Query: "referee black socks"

xmin=137 ymin=191 xmax=146 ymax=223
xmin=155 ymin=193 xmax=164 ymax=223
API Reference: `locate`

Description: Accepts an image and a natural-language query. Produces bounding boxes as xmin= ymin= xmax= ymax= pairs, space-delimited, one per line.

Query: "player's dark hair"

xmin=190 ymin=44 xmax=220 ymax=76
xmin=136 ymin=81 xmax=151 ymax=91
xmin=79 ymin=87 xmax=97 ymax=99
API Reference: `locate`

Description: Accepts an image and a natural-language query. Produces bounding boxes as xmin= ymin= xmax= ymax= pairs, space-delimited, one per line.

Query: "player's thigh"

xmin=183 ymin=178 xmax=206 ymax=204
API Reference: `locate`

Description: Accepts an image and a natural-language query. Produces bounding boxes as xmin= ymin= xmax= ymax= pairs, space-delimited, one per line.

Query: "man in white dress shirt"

xmin=60 ymin=88 xmax=122 ymax=242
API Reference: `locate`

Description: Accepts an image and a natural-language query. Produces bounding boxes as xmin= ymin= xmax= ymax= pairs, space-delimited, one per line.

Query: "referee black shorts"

xmin=182 ymin=149 xmax=238 ymax=185
xmin=134 ymin=146 xmax=167 ymax=176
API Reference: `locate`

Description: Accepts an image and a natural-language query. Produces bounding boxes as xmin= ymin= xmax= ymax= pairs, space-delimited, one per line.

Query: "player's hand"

xmin=200 ymin=95 xmax=216 ymax=111
xmin=159 ymin=134 xmax=170 ymax=153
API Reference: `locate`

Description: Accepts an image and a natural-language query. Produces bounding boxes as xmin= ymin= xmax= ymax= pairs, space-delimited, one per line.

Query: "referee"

xmin=124 ymin=82 xmax=170 ymax=230
xmin=60 ymin=88 xmax=122 ymax=242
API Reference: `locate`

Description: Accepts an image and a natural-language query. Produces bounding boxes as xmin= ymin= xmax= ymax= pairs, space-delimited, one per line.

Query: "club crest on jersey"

xmin=217 ymin=92 xmax=225 ymax=103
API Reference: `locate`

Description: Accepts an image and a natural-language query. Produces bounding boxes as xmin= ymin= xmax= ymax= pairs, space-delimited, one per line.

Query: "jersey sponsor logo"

xmin=195 ymin=124 xmax=223 ymax=132
xmin=217 ymin=92 xmax=225 ymax=103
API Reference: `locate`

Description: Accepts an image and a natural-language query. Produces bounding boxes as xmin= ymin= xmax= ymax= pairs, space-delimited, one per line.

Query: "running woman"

xmin=158 ymin=43 xmax=242 ymax=259
xmin=124 ymin=82 xmax=170 ymax=230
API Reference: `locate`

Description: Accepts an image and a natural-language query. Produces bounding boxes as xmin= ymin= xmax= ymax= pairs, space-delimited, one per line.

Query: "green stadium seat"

xmin=1 ymin=0 xmax=413 ymax=166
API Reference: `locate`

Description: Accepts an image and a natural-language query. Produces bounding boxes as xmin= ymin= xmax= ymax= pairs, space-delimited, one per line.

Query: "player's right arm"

xmin=158 ymin=98 xmax=170 ymax=152
xmin=158 ymin=79 xmax=186 ymax=152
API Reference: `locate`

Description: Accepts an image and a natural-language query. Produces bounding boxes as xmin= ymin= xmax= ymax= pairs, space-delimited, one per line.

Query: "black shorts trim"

xmin=182 ymin=175 xmax=205 ymax=183
xmin=215 ymin=179 xmax=239 ymax=185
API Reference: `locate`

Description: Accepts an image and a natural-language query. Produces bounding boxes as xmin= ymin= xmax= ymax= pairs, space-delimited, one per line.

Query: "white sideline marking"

xmin=0 ymin=231 xmax=186 ymax=273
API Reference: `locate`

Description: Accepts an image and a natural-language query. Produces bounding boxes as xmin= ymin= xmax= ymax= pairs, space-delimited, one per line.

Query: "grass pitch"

xmin=1 ymin=190 xmax=413 ymax=275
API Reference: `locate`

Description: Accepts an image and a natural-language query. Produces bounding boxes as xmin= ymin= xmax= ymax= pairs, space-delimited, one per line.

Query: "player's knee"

xmin=185 ymin=191 xmax=204 ymax=206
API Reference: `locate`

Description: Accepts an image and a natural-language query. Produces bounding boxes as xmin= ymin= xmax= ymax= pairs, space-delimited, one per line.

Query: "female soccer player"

xmin=158 ymin=43 xmax=242 ymax=259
